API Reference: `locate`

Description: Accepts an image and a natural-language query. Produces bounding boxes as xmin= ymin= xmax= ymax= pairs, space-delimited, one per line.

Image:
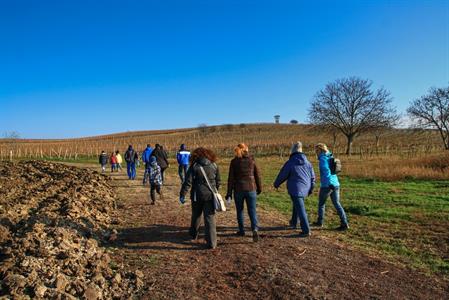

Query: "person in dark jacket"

xmin=124 ymin=145 xmax=138 ymax=180
xmin=99 ymin=151 xmax=108 ymax=173
xmin=180 ymin=147 xmax=221 ymax=249
xmin=151 ymin=144 xmax=169 ymax=182
xmin=274 ymin=142 xmax=315 ymax=237
xmin=142 ymin=144 xmax=154 ymax=185
xmin=225 ymin=143 xmax=262 ymax=242
xmin=313 ymin=143 xmax=349 ymax=231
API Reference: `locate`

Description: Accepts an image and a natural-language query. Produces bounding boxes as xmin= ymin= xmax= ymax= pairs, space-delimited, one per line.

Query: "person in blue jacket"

xmin=141 ymin=144 xmax=154 ymax=185
xmin=313 ymin=143 xmax=349 ymax=231
xmin=176 ymin=144 xmax=191 ymax=183
xmin=274 ymin=141 xmax=315 ymax=237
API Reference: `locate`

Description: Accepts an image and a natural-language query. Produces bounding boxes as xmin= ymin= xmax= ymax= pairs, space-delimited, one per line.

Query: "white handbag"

xmin=199 ymin=165 xmax=227 ymax=212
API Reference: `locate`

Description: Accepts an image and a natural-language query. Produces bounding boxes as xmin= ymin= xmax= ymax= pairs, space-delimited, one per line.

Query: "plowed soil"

xmin=104 ymin=165 xmax=448 ymax=299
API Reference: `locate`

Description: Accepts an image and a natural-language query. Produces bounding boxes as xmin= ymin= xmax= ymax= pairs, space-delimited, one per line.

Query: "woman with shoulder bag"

xmin=179 ymin=147 xmax=221 ymax=249
xmin=226 ymin=143 xmax=262 ymax=242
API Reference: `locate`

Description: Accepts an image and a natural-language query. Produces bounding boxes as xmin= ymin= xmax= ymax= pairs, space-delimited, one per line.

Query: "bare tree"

xmin=308 ymin=77 xmax=398 ymax=155
xmin=407 ymin=86 xmax=449 ymax=150
xmin=198 ymin=123 xmax=208 ymax=134
xmin=2 ymin=131 xmax=20 ymax=139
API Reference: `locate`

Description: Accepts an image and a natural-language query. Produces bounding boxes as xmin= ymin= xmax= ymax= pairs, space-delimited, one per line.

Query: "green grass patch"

xmin=217 ymin=157 xmax=449 ymax=278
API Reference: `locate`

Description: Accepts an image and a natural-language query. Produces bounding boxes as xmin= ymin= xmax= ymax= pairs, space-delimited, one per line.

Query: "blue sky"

xmin=1 ymin=0 xmax=448 ymax=138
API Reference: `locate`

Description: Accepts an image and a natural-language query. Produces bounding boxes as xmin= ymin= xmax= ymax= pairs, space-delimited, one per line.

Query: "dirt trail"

xmin=95 ymin=165 xmax=448 ymax=299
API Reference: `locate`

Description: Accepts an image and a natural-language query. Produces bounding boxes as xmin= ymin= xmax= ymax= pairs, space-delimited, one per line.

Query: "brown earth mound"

xmin=0 ymin=161 xmax=142 ymax=299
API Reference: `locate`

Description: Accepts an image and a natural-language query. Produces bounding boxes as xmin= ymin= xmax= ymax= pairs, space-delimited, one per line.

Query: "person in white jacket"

xmin=115 ymin=150 xmax=123 ymax=171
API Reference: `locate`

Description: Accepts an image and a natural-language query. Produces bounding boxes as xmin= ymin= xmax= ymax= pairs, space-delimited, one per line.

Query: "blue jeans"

xmin=318 ymin=187 xmax=348 ymax=225
xmin=234 ymin=191 xmax=259 ymax=233
xmin=127 ymin=162 xmax=136 ymax=180
xmin=178 ymin=164 xmax=188 ymax=182
xmin=290 ymin=196 xmax=310 ymax=234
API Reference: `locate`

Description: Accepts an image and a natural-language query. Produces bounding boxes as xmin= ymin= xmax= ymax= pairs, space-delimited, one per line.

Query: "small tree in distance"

xmin=2 ymin=131 xmax=20 ymax=139
xmin=308 ymin=77 xmax=398 ymax=155
xmin=290 ymin=119 xmax=299 ymax=124
xmin=407 ymin=86 xmax=449 ymax=150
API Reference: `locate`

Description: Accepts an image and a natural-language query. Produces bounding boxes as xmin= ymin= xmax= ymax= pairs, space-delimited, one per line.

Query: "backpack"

xmin=329 ymin=154 xmax=342 ymax=175
xmin=125 ymin=149 xmax=135 ymax=162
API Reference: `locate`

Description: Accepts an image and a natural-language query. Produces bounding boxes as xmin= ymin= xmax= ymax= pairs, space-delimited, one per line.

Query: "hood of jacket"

xmin=290 ymin=152 xmax=307 ymax=165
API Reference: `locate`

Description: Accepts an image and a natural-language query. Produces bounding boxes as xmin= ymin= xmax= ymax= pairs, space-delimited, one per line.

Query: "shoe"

xmin=311 ymin=222 xmax=323 ymax=228
xmin=235 ymin=231 xmax=245 ymax=237
xmin=298 ymin=232 xmax=311 ymax=238
xmin=150 ymin=201 xmax=155 ymax=205
xmin=336 ymin=224 xmax=349 ymax=231
xmin=252 ymin=230 xmax=259 ymax=242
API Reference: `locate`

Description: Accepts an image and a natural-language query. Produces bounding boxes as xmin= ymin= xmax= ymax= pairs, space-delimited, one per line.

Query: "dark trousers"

xmin=150 ymin=184 xmax=161 ymax=203
xmin=161 ymin=167 xmax=167 ymax=182
xmin=190 ymin=199 xmax=217 ymax=248
xmin=143 ymin=163 xmax=150 ymax=184
xmin=178 ymin=164 xmax=188 ymax=182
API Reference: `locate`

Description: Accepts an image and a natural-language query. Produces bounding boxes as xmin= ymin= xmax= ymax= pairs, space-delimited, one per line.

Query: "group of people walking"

xmin=179 ymin=141 xmax=349 ymax=249
xmin=99 ymin=150 xmax=123 ymax=173
xmin=99 ymin=141 xmax=349 ymax=250
xmin=99 ymin=143 xmax=191 ymax=204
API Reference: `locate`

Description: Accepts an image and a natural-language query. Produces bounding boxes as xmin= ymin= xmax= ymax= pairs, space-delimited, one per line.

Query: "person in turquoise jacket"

xmin=313 ymin=143 xmax=349 ymax=231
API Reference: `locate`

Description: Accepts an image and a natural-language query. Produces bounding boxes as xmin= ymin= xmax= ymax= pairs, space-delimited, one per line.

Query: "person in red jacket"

xmin=110 ymin=152 xmax=118 ymax=172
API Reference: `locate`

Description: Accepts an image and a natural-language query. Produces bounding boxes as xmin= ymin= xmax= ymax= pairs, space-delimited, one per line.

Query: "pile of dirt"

xmin=0 ymin=160 xmax=143 ymax=299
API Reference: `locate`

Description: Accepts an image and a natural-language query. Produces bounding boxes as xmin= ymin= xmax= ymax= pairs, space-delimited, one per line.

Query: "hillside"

xmin=0 ymin=124 xmax=445 ymax=160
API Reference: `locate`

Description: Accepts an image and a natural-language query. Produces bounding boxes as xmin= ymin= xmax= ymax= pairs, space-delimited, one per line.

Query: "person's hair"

xmin=291 ymin=141 xmax=303 ymax=154
xmin=190 ymin=147 xmax=217 ymax=165
xmin=147 ymin=144 xmax=151 ymax=148
xmin=234 ymin=143 xmax=249 ymax=158
xmin=116 ymin=150 xmax=119 ymax=154
xmin=155 ymin=143 xmax=161 ymax=149
xmin=315 ymin=143 xmax=328 ymax=154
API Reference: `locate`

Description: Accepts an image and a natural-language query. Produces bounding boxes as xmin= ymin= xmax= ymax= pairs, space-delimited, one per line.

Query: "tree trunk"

xmin=346 ymin=134 xmax=354 ymax=155
xmin=437 ymin=128 xmax=449 ymax=150
xmin=332 ymin=132 xmax=338 ymax=150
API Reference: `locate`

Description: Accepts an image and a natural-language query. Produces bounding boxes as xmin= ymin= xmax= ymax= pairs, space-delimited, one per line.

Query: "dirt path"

xmin=96 ymin=165 xmax=448 ymax=299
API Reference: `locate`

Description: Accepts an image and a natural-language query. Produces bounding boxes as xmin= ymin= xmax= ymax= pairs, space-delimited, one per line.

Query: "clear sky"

xmin=1 ymin=0 xmax=448 ymax=138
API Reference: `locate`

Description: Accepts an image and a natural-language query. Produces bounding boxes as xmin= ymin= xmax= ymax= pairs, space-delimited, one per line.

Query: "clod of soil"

xmin=0 ymin=160 xmax=141 ymax=299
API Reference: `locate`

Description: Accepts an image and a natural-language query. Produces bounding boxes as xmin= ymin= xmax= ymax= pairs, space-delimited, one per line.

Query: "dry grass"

xmin=342 ymin=153 xmax=449 ymax=180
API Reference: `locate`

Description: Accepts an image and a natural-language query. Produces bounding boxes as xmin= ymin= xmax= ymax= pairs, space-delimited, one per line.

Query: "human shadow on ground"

xmin=113 ymin=224 xmax=207 ymax=251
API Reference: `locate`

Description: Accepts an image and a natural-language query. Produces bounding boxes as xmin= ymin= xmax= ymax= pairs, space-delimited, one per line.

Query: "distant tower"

xmin=274 ymin=115 xmax=280 ymax=124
